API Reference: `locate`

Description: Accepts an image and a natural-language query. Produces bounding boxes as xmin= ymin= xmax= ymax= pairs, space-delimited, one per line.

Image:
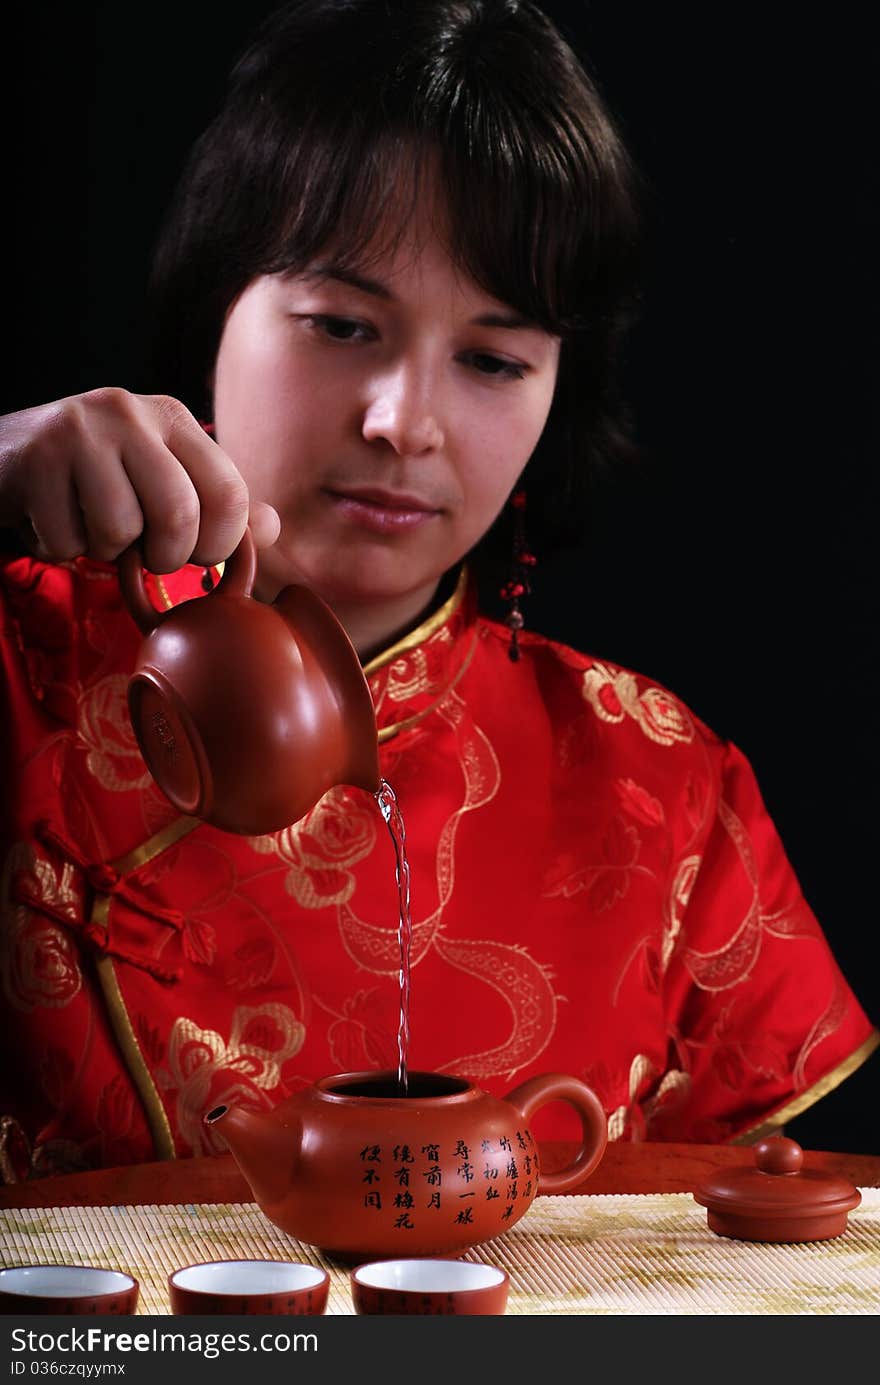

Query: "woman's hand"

xmin=0 ymin=389 xmax=281 ymax=572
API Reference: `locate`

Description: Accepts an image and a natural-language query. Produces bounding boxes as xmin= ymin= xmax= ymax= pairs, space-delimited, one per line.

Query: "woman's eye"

xmin=308 ymin=315 xmax=374 ymax=342
xmin=463 ymin=352 xmax=527 ymax=380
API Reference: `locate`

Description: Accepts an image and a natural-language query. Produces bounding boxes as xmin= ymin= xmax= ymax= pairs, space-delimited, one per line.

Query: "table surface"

xmin=2 ymin=1158 xmax=879 ymax=1314
xmin=2 ymin=1140 xmax=879 ymax=1207
xmin=3 ymin=1145 xmax=879 ymax=1315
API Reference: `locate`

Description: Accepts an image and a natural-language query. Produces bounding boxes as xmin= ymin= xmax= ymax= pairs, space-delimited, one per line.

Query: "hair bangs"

xmin=439 ymin=127 xmax=604 ymax=338
xmin=252 ymin=119 xmax=599 ymax=343
xmin=257 ymin=133 xmax=438 ymax=282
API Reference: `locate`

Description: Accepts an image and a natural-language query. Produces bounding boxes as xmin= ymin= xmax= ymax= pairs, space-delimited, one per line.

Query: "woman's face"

xmin=212 ymin=196 xmax=560 ymax=637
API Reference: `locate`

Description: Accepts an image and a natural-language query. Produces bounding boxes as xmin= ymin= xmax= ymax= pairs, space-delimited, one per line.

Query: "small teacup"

xmin=169 ymin=1260 xmax=330 ymax=1315
xmin=350 ymin=1259 xmax=509 ymax=1315
xmin=0 ymin=1265 xmax=139 ymax=1315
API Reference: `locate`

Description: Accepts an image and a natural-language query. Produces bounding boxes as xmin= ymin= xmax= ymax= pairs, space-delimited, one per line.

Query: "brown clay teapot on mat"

xmin=118 ymin=529 xmax=380 ymax=834
xmin=206 ymin=1069 xmax=608 ymax=1260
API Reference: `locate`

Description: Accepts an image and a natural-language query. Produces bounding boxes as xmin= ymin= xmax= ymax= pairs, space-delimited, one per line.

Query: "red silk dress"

xmin=0 ymin=552 xmax=876 ymax=1179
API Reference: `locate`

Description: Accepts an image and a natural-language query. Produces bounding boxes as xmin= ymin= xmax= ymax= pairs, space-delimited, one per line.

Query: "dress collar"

xmin=364 ymin=566 xmax=478 ymax=743
xmin=145 ymin=562 xmax=478 ymax=745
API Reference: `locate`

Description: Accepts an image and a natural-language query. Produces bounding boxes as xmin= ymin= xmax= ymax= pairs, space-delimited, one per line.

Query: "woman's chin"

xmin=254 ymin=565 xmax=414 ymax=611
xmin=267 ymin=551 xmax=411 ymax=599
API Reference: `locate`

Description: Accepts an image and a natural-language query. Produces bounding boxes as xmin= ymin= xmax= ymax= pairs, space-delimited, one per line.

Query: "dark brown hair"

xmin=149 ymin=0 xmax=642 ymax=555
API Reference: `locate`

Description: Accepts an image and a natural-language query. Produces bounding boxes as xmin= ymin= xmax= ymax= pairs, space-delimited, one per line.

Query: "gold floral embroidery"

xmin=615 ymin=778 xmax=666 ymax=828
xmin=157 ymin=1004 xmax=305 ymax=1156
xmin=363 ymin=570 xmax=476 ymax=739
xmin=581 ymin=664 xmax=695 ymax=746
xmin=708 ymin=1000 xmax=789 ymax=1090
xmin=644 ymin=1068 xmax=691 ymax=1131
xmin=0 ymin=844 xmax=82 ymax=1012
xmin=607 ymin=1053 xmax=656 ymax=1141
xmin=370 ymin=628 xmax=479 ymax=741
xmin=248 ymin=787 xmax=377 ymax=908
xmin=554 ymin=710 xmax=599 ymax=771
xmin=543 ymin=815 xmax=643 ymax=911
xmin=662 ymin=855 xmax=702 ymax=971
xmin=77 ymin=675 xmax=153 ymax=792
xmin=605 ymin=1054 xmax=691 ymax=1141
xmin=324 ymin=987 xmax=400 ymax=1072
xmin=387 ymin=647 xmax=435 ymax=701
xmin=375 ymin=623 xmax=455 ymax=705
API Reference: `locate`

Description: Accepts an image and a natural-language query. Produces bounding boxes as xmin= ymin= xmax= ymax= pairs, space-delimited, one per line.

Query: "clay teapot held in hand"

xmin=118 ymin=528 xmax=380 ymax=834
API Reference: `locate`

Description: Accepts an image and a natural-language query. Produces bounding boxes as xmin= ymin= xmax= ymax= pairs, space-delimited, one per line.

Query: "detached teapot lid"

xmin=693 ymin=1136 xmax=861 ymax=1243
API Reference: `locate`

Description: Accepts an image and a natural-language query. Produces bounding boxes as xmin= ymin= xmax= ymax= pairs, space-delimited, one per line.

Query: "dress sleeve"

xmin=653 ymin=737 xmax=879 ymax=1143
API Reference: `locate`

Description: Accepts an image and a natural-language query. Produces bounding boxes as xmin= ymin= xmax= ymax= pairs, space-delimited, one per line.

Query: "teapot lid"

xmin=693 ymin=1136 xmax=861 ymax=1243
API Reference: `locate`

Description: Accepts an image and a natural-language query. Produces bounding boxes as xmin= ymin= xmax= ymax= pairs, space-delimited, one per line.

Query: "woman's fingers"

xmin=27 ymin=476 xmax=89 ymax=561
xmin=248 ymin=500 xmax=282 ymax=549
xmin=0 ymin=401 xmax=89 ymax=558
xmin=110 ymin=427 xmax=203 ymax=574
xmin=69 ymin=442 xmax=145 ymax=562
xmin=143 ymin=396 xmax=250 ymax=567
xmin=0 ymin=390 xmax=272 ymax=572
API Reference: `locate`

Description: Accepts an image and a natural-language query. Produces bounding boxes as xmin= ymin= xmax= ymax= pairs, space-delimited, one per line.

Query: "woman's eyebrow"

xmin=304 ymin=266 xmax=392 ymax=299
xmin=302 ymin=266 xmax=539 ymax=331
xmin=471 ymin=311 xmax=538 ymax=330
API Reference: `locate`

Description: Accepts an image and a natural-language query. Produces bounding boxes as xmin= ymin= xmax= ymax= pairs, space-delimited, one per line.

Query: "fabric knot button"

xmin=87 ymin=863 xmax=121 ymax=892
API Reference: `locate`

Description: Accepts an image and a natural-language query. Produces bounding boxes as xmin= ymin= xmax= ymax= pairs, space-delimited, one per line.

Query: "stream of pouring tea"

xmin=375 ymin=778 xmax=412 ymax=1095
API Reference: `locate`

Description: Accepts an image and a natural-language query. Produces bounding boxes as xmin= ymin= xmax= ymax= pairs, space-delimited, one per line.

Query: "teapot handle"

xmin=117 ymin=542 xmax=163 ymax=634
xmin=118 ymin=528 xmax=258 ymax=634
xmin=505 ymin=1073 xmax=608 ymax=1195
xmin=215 ymin=527 xmax=257 ymax=599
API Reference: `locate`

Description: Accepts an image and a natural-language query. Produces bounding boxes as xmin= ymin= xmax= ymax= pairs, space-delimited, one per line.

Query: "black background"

xmin=4 ymin=2 xmax=878 ymax=1151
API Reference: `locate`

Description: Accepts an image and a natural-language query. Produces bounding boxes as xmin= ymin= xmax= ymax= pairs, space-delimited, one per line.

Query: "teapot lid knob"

xmin=754 ymin=1135 xmax=804 ymax=1175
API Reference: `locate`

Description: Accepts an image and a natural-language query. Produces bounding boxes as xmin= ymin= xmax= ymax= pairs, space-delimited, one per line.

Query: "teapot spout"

xmin=205 ymin=1102 xmax=298 ymax=1209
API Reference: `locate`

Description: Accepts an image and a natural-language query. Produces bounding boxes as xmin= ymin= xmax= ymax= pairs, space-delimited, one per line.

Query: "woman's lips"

xmin=323 ymin=488 xmax=442 ymax=533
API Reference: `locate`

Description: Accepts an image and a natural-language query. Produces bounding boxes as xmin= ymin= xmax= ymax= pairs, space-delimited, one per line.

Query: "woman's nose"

xmin=361 ymin=369 xmax=445 ymax=456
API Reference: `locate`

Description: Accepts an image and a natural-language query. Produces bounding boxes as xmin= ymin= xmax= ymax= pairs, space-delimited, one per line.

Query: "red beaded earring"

xmin=500 ymin=489 xmax=537 ymax=662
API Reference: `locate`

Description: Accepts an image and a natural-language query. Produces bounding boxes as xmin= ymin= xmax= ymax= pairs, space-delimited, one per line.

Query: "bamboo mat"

xmin=2 ymin=1191 xmax=879 ymax=1315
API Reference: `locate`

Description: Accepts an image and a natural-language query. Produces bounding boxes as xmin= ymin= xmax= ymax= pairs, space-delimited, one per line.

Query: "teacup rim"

xmin=0 ymin=1265 xmax=138 ymax=1299
xmin=350 ymin=1258 xmax=509 ymax=1293
xmin=168 ymin=1259 xmax=330 ymax=1298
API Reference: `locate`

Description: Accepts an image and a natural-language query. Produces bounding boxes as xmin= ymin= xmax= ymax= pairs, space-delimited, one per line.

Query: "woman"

xmin=0 ymin=0 xmax=875 ymax=1180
